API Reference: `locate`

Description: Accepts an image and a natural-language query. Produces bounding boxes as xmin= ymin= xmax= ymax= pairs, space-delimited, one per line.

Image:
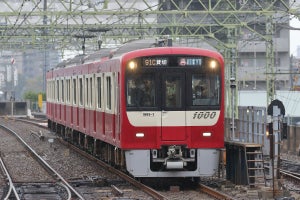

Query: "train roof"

xmin=55 ymin=48 xmax=112 ymax=68
xmin=54 ymin=38 xmax=218 ymax=69
xmin=111 ymin=39 xmax=158 ymax=56
xmin=111 ymin=38 xmax=217 ymax=55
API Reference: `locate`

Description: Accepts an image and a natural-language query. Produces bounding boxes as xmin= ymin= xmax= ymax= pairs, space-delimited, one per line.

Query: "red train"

xmin=46 ymin=40 xmax=225 ymax=178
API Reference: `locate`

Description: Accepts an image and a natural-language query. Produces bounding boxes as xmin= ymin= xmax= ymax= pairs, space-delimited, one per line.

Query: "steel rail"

xmin=0 ymin=156 xmax=20 ymax=200
xmin=57 ymin=182 xmax=72 ymax=200
xmin=9 ymin=117 xmax=167 ymax=200
xmin=13 ymin=118 xmax=48 ymax=128
xmin=199 ymin=183 xmax=234 ymax=200
xmin=280 ymin=169 xmax=300 ymax=182
xmin=0 ymin=124 xmax=84 ymax=200
xmin=59 ymin=139 xmax=168 ymax=200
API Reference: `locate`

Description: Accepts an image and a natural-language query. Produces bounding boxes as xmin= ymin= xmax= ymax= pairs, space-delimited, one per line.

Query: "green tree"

xmin=23 ymin=91 xmax=46 ymax=101
xmin=23 ymin=91 xmax=46 ymax=111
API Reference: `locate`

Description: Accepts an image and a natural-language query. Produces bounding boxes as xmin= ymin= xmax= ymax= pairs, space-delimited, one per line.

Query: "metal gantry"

xmin=0 ymin=1 xmax=294 ymax=50
xmin=0 ymin=0 xmax=299 ymax=110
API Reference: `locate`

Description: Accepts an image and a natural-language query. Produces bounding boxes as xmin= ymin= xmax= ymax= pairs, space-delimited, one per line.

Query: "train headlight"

xmin=203 ymin=132 xmax=212 ymax=137
xmin=128 ymin=61 xmax=137 ymax=70
xmin=209 ymin=60 xmax=217 ymax=69
xmin=135 ymin=132 xmax=144 ymax=138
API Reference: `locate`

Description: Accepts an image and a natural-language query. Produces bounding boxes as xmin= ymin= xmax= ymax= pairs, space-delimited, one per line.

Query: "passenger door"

xmin=161 ymin=73 xmax=186 ymax=141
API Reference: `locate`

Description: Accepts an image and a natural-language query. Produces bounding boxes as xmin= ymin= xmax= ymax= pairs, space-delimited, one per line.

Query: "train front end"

xmin=121 ymin=47 xmax=224 ymax=178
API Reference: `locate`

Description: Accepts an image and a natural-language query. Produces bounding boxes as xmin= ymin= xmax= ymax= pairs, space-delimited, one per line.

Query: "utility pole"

xmin=266 ymin=15 xmax=275 ymax=105
xmin=43 ymin=0 xmax=48 ymax=93
xmin=225 ymin=28 xmax=238 ymax=132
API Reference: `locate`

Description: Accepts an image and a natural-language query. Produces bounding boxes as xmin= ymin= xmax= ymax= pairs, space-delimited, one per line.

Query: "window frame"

xmin=78 ymin=76 xmax=84 ymax=107
xmin=84 ymin=74 xmax=94 ymax=109
xmin=72 ymin=76 xmax=78 ymax=106
xmin=96 ymin=73 xmax=103 ymax=111
xmin=104 ymin=72 xmax=115 ymax=113
xmin=65 ymin=77 xmax=71 ymax=105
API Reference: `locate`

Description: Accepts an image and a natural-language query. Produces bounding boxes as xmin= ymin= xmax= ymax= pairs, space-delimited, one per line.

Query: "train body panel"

xmin=125 ymin=149 xmax=220 ymax=177
xmin=47 ymin=42 xmax=225 ymax=178
xmin=95 ymin=109 xmax=105 ymax=139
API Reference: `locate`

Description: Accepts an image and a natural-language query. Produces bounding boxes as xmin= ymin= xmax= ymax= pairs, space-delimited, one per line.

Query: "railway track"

xmin=199 ymin=184 xmax=234 ymax=200
xmin=18 ymin=117 xmax=48 ymax=127
xmin=1 ymin=117 xmax=167 ymax=199
xmin=0 ymin=125 xmax=84 ymax=199
xmin=0 ymin=155 xmax=19 ymax=199
xmin=280 ymin=169 xmax=300 ymax=182
xmin=280 ymin=159 xmax=300 ymax=183
xmin=8 ymin=117 xmax=238 ymax=199
xmin=279 ymin=159 xmax=300 ymax=195
xmin=58 ymin=138 xmax=168 ymax=200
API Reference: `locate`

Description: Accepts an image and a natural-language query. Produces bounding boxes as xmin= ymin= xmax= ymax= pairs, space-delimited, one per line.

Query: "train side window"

xmin=73 ymin=78 xmax=77 ymax=105
xmin=61 ymin=79 xmax=64 ymax=103
xmin=85 ymin=77 xmax=89 ymax=107
xmin=96 ymin=75 xmax=102 ymax=109
xmin=106 ymin=76 xmax=112 ymax=110
xmin=50 ymin=80 xmax=55 ymax=102
xmin=90 ymin=77 xmax=93 ymax=108
xmin=52 ymin=80 xmax=54 ymax=102
xmin=65 ymin=79 xmax=68 ymax=103
xmin=66 ymin=78 xmax=71 ymax=104
xmin=56 ymin=79 xmax=59 ymax=102
xmin=51 ymin=80 xmax=56 ymax=102
xmin=79 ymin=77 xmax=83 ymax=106
xmin=68 ymin=79 xmax=72 ymax=104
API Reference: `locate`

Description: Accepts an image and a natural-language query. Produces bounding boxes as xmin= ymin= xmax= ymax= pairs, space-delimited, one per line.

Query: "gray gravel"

xmin=0 ymin=118 xmax=155 ymax=199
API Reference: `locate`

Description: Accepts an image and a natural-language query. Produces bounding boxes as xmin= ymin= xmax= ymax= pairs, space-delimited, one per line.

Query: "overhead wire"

xmin=1 ymin=0 xmax=43 ymax=43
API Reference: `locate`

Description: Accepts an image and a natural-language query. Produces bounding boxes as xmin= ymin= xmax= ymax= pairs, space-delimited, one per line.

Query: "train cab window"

xmin=126 ymin=75 xmax=156 ymax=108
xmin=191 ymin=74 xmax=220 ymax=106
xmin=96 ymin=76 xmax=102 ymax=109
xmin=79 ymin=77 xmax=83 ymax=106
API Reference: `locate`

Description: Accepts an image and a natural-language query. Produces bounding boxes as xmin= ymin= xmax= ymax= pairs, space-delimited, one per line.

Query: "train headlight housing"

xmin=128 ymin=61 xmax=137 ymax=70
xmin=203 ymin=132 xmax=212 ymax=137
xmin=209 ymin=60 xmax=217 ymax=69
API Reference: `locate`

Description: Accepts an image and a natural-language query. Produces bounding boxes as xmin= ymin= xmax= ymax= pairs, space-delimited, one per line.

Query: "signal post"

xmin=267 ymin=99 xmax=286 ymax=197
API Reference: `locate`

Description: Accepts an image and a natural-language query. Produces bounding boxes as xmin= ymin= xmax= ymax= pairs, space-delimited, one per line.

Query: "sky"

xmin=290 ymin=17 xmax=300 ymax=56
xmin=290 ymin=0 xmax=300 ymax=56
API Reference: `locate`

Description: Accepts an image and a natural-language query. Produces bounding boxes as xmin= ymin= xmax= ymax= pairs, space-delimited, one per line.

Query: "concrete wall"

xmin=0 ymin=101 xmax=28 ymax=116
xmin=225 ymin=118 xmax=300 ymax=156
xmin=281 ymin=126 xmax=300 ymax=155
